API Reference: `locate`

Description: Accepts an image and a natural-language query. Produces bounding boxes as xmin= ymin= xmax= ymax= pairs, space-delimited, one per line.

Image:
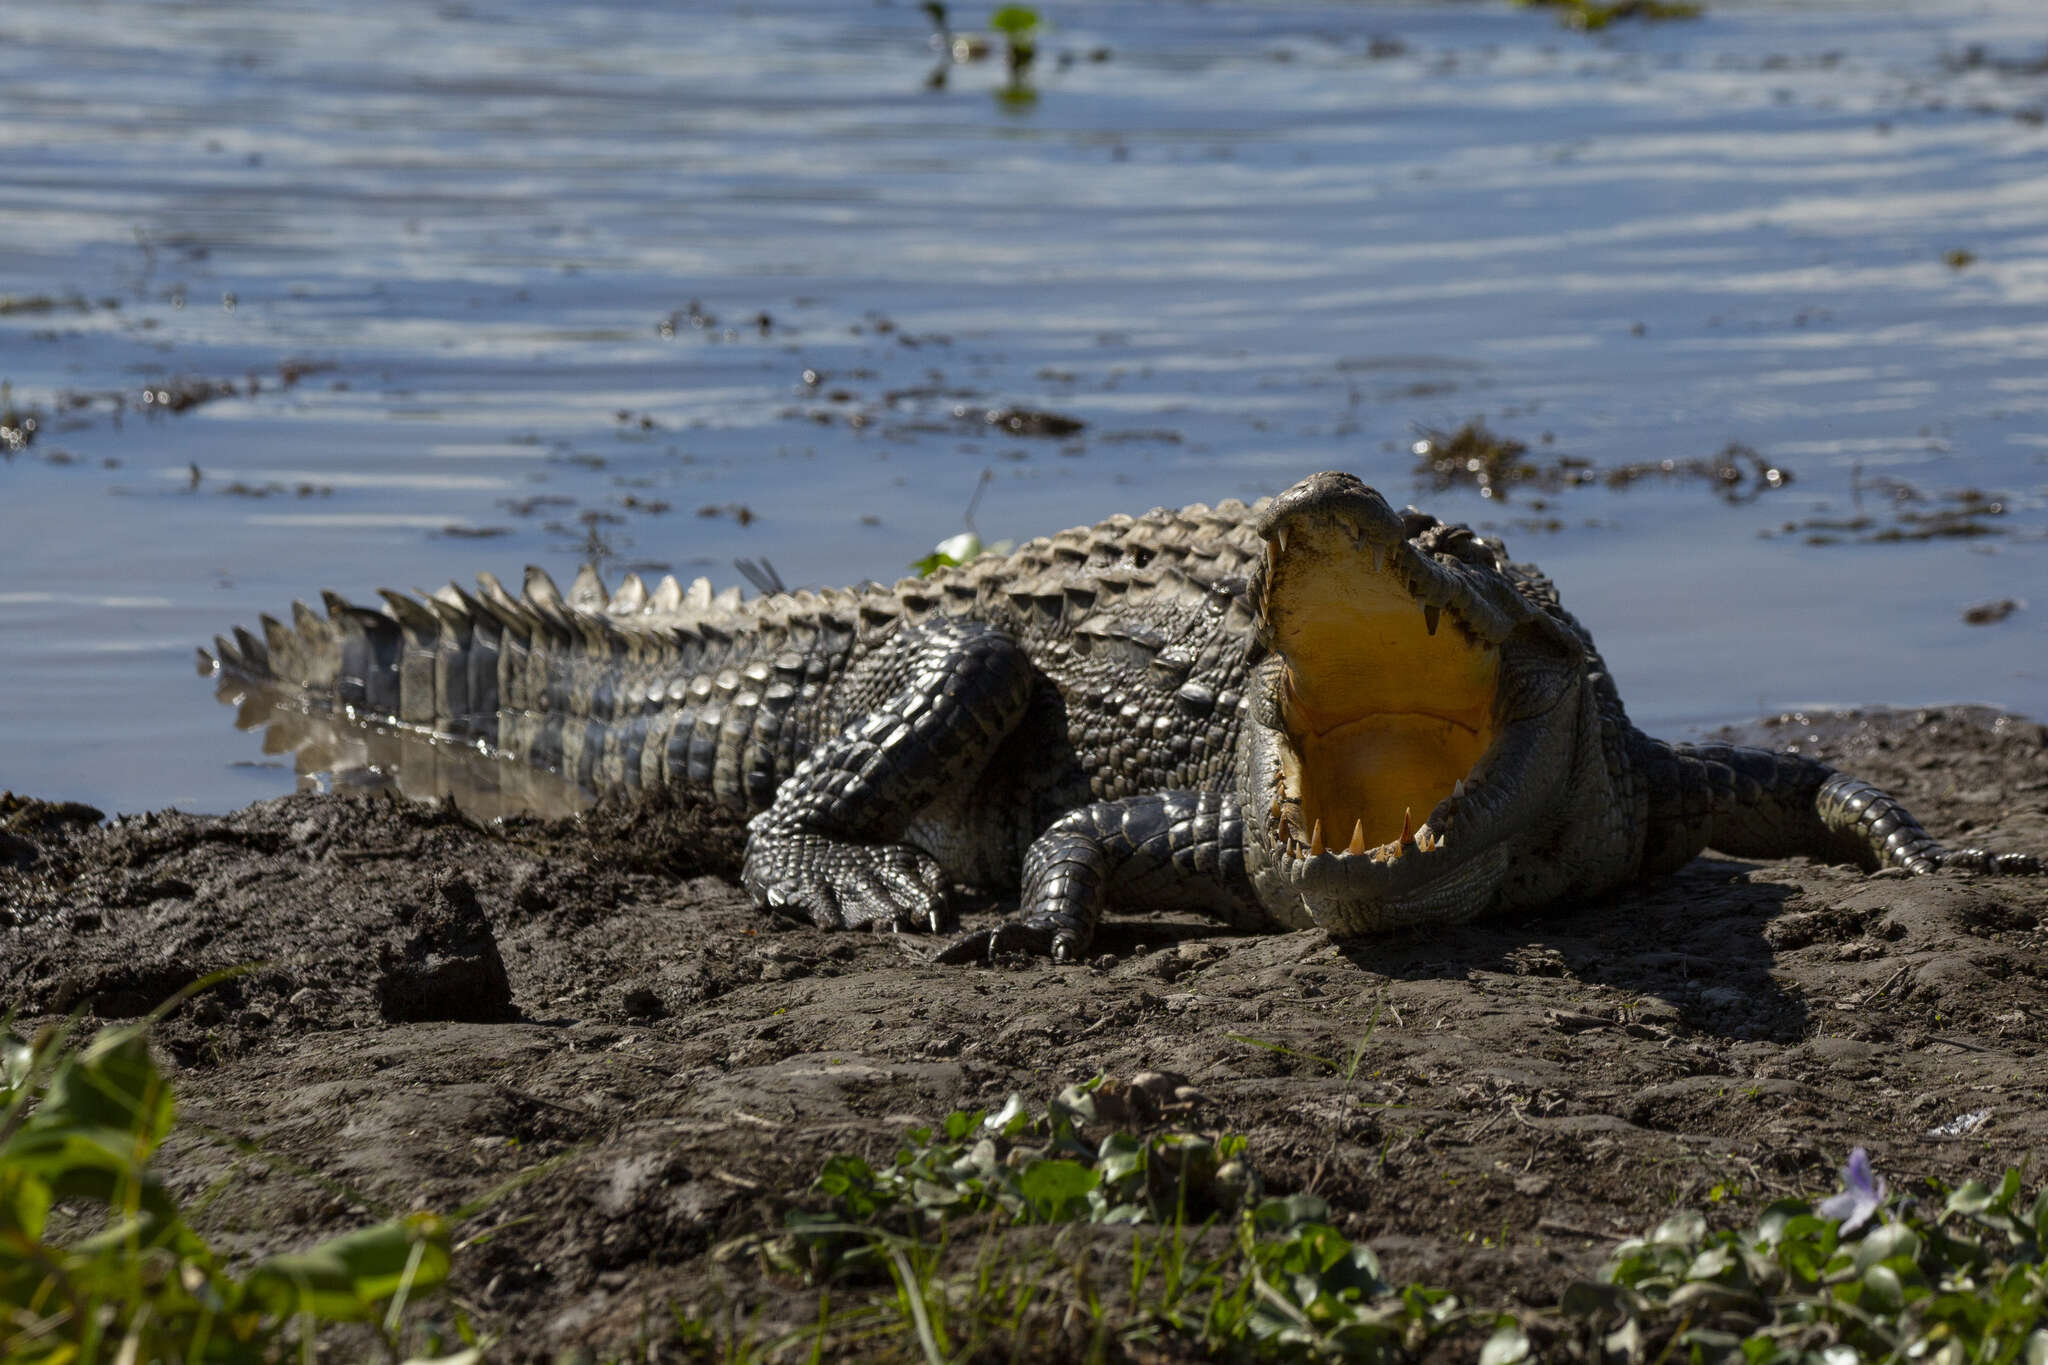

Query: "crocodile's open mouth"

xmin=1260 ymin=497 xmax=1502 ymax=867
xmin=1265 ymin=533 xmax=1497 ymax=861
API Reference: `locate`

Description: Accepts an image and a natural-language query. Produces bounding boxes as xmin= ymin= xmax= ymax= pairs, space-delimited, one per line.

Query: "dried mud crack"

xmin=3 ymin=706 xmax=2046 ymax=1361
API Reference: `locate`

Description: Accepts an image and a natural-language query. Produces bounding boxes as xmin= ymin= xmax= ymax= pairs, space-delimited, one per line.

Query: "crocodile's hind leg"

xmin=742 ymin=618 xmax=1034 ymax=932
xmin=935 ymin=791 xmax=1265 ymax=964
xmin=1632 ymin=735 xmax=2043 ymax=877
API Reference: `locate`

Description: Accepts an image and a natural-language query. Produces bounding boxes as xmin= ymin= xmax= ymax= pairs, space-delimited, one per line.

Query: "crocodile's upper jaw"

xmin=1242 ymin=472 xmax=1583 ymax=934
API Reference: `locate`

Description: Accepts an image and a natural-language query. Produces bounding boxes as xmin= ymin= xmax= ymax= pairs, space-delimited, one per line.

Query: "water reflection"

xmin=211 ymin=675 xmax=592 ymax=822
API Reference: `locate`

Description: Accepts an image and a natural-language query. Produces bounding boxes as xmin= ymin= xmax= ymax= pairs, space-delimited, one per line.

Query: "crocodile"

xmin=202 ymin=470 xmax=2042 ymax=960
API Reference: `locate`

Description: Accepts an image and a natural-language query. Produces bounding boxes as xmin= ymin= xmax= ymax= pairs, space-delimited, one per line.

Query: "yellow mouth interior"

xmin=1271 ymin=553 xmax=1497 ymax=851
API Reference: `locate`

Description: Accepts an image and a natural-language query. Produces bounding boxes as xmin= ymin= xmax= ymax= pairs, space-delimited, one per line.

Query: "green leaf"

xmin=248 ymin=1213 xmax=451 ymax=1322
xmin=0 ymin=1165 xmax=53 ymax=1241
xmin=1947 ymin=1181 xmax=1996 ymax=1216
xmin=33 ymin=1028 xmax=174 ymax=1153
xmin=1251 ymin=1193 xmax=1331 ymax=1233
xmin=1860 ymin=1263 xmax=1904 ymax=1312
xmin=986 ymin=1093 xmax=1029 ymax=1137
xmin=1687 ymin=1244 xmax=1735 ymax=1282
xmin=1479 ymin=1322 xmax=1532 ymax=1364
xmin=1754 ymin=1199 xmax=1812 ymax=1246
xmin=1651 ymin=1211 xmax=1706 ymax=1246
xmin=1853 ymin=1221 xmax=1919 ymax=1274
xmin=990 ymin=5 xmax=1038 ymax=35
xmin=0 ymin=1032 xmax=34 ymax=1097
xmin=1017 ymin=1159 xmax=1099 ymax=1222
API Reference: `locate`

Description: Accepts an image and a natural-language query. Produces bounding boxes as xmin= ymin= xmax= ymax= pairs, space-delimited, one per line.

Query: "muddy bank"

xmin=4 ymin=706 xmax=2047 ymax=1359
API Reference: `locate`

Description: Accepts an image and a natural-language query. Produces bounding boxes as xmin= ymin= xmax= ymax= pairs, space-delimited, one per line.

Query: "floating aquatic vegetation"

xmin=1517 ymin=0 xmax=1702 ymax=31
xmin=1410 ymin=421 xmax=1790 ymax=504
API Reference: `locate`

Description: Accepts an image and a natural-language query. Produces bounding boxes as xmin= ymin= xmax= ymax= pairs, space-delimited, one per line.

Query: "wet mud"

xmin=4 ymin=706 xmax=2047 ymax=1358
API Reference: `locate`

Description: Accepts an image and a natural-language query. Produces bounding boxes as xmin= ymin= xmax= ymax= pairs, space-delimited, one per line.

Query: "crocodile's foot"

xmin=741 ymin=834 xmax=953 ymax=932
xmin=933 ymin=920 xmax=1070 ymax=965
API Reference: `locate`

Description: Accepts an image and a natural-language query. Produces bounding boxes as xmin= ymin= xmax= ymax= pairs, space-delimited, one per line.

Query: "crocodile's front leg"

xmin=743 ymin=618 xmax=1034 ymax=932
xmin=1632 ymin=734 xmax=2043 ymax=878
xmin=936 ymin=791 xmax=1265 ymax=964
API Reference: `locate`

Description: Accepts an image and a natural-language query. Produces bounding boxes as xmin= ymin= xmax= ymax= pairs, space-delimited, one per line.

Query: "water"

xmin=2 ymin=0 xmax=2043 ymax=815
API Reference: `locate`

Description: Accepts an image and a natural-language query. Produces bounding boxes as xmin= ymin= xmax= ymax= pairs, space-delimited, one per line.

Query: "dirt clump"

xmin=2 ymin=706 xmax=2046 ymax=1360
xmin=375 ymin=873 xmax=514 ymax=1023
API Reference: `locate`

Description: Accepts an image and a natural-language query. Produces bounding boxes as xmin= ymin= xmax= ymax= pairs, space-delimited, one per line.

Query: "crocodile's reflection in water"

xmin=214 ymin=676 xmax=593 ymax=821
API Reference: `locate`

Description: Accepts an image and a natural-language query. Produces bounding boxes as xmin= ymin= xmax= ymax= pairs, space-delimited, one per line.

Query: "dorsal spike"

xmin=712 ymin=585 xmax=743 ymax=612
xmin=685 ymin=577 xmax=714 ymax=609
xmin=378 ymin=589 xmax=438 ymax=633
xmin=611 ymin=573 xmax=647 ymax=614
xmin=424 ymin=594 xmax=468 ymax=630
xmin=232 ymin=626 xmax=269 ymax=668
xmin=650 ymin=575 xmax=683 ymax=612
xmin=474 ymin=573 xmax=530 ymax=628
xmin=568 ymin=563 xmax=609 ymax=611
xmin=523 ymin=565 xmax=567 ymax=614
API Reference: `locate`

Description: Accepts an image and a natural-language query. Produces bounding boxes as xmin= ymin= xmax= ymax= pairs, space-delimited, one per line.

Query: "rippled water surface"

xmin=3 ymin=0 xmax=2045 ymax=813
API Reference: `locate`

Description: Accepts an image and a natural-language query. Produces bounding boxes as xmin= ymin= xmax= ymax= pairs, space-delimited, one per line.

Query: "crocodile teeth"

xmin=1400 ymin=807 xmax=1415 ymax=846
xmin=1453 ymin=779 xmax=1467 ymax=798
xmin=1308 ymin=819 xmax=1325 ymax=857
xmin=1275 ymin=526 xmax=1289 ymax=553
xmin=1415 ymin=826 xmax=1440 ymax=853
xmin=1423 ymin=604 xmax=1441 ymax=637
xmin=1347 ymin=819 xmax=1367 ymax=856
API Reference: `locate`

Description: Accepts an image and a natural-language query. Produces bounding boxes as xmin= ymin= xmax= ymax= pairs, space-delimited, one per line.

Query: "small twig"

xmin=1538 ymin=1218 xmax=1617 ymax=1240
xmin=1867 ymin=963 xmax=1911 ymax=1002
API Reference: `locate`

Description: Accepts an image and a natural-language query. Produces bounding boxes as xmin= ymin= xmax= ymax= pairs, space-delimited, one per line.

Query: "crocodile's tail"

xmin=201 ymin=565 xmax=774 ymax=799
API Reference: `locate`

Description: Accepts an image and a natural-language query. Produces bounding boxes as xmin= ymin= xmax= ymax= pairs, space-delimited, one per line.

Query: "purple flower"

xmin=1818 ymin=1147 xmax=1887 ymax=1233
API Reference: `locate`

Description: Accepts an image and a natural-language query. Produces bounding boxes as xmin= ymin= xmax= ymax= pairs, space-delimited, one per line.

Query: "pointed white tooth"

xmin=1347 ymin=819 xmax=1366 ymax=856
xmin=1276 ymin=526 xmax=1289 ymax=553
xmin=1308 ymin=819 xmax=1325 ymax=857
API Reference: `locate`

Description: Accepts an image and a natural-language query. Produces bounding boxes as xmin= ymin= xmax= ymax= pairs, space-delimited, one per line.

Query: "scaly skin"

xmin=204 ymin=472 xmax=2042 ymax=960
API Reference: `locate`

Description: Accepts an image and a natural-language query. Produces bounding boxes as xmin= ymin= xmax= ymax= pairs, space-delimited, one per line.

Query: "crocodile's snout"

xmin=1253 ymin=472 xmax=1408 ymax=555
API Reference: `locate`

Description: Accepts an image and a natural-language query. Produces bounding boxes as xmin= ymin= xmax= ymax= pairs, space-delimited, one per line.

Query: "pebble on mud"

xmin=374 ymin=874 xmax=514 ymax=1022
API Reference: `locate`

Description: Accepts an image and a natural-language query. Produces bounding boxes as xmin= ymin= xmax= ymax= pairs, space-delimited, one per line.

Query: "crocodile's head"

xmin=1241 ymin=471 xmax=1592 ymax=934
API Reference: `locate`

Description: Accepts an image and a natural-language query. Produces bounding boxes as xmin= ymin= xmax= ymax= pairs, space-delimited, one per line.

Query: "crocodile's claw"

xmin=933 ymin=920 xmax=1072 ymax=965
xmin=741 ymin=835 xmax=953 ymax=932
